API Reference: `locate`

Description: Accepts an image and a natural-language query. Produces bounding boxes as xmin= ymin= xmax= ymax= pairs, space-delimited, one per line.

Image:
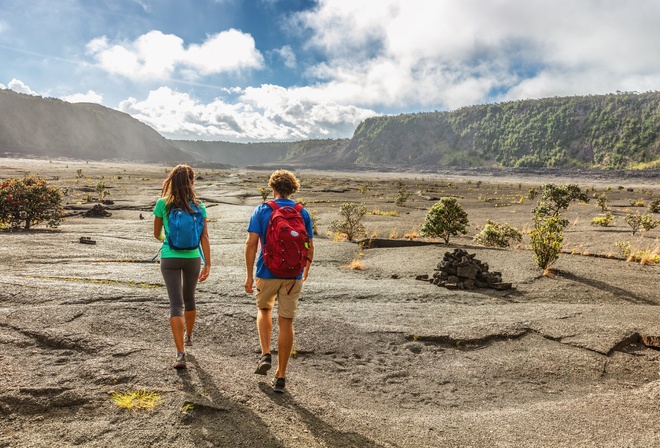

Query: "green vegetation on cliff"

xmin=346 ymin=92 xmax=660 ymax=169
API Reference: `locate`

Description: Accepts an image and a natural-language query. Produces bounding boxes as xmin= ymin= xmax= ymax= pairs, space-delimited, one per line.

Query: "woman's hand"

xmin=198 ymin=264 xmax=211 ymax=282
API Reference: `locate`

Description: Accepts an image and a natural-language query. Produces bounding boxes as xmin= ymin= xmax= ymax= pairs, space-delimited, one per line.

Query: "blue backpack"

xmin=166 ymin=203 xmax=204 ymax=251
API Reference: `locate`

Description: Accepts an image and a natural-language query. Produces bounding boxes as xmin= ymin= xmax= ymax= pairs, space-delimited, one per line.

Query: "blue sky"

xmin=2 ymin=0 xmax=660 ymax=142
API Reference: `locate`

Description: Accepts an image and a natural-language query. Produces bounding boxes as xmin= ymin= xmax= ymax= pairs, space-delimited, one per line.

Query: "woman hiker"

xmin=153 ymin=164 xmax=211 ymax=369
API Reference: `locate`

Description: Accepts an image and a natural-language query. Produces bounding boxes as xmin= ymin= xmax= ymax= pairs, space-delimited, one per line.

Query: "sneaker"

xmin=184 ymin=333 xmax=193 ymax=347
xmin=173 ymin=352 xmax=187 ymax=369
xmin=254 ymin=353 xmax=272 ymax=375
xmin=272 ymin=376 xmax=286 ymax=393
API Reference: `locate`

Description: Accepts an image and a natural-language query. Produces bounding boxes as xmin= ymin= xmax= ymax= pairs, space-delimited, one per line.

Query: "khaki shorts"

xmin=255 ymin=278 xmax=303 ymax=319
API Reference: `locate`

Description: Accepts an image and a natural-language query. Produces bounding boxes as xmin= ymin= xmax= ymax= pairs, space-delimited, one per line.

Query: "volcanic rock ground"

xmin=1 ymin=158 xmax=660 ymax=447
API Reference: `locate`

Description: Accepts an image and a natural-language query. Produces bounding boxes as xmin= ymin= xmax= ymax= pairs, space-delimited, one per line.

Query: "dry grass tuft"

xmin=543 ymin=268 xmax=558 ymax=278
xmin=344 ymin=259 xmax=366 ymax=270
xmin=403 ymin=228 xmax=419 ymax=240
xmin=342 ymin=251 xmax=365 ymax=270
xmin=111 ymin=389 xmax=162 ymax=412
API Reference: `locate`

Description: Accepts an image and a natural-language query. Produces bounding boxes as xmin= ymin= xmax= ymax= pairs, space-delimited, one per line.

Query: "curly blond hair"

xmin=268 ymin=169 xmax=300 ymax=197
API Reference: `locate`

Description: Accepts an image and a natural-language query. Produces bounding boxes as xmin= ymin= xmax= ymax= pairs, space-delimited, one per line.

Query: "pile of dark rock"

xmin=430 ymin=248 xmax=512 ymax=291
xmin=84 ymin=204 xmax=112 ymax=218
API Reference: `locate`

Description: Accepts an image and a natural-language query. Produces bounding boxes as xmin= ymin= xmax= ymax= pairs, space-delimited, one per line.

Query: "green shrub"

xmin=329 ymin=202 xmax=367 ymax=242
xmin=258 ymin=187 xmax=272 ymax=201
xmin=473 ymin=220 xmax=522 ymax=248
xmin=641 ymin=213 xmax=660 ymax=231
xmin=624 ymin=211 xmax=643 ymax=235
xmin=529 ymin=216 xmax=564 ymax=270
xmin=95 ymin=181 xmax=110 ymax=202
xmin=420 ymin=197 xmax=468 ymax=245
xmin=590 ymin=212 xmax=614 ymax=227
xmin=527 ymin=188 xmax=539 ymax=200
xmin=594 ymin=192 xmax=608 ymax=212
xmin=532 ymin=183 xmax=589 ymax=223
xmin=649 ymin=198 xmax=660 ymax=213
xmin=309 ymin=209 xmax=319 ymax=235
xmin=614 ymin=241 xmax=632 ymax=259
xmin=0 ymin=176 xmax=65 ymax=230
xmin=395 ymin=180 xmax=410 ymax=207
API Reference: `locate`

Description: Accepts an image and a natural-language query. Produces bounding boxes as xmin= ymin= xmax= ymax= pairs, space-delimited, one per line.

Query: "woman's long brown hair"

xmin=161 ymin=164 xmax=198 ymax=212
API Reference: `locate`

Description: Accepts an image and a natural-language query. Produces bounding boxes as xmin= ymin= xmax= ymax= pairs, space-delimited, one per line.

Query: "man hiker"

xmin=244 ymin=169 xmax=314 ymax=393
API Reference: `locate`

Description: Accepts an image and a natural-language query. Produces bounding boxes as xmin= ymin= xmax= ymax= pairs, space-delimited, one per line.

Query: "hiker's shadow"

xmin=180 ymin=355 xmax=284 ymax=448
xmin=258 ymin=383 xmax=385 ymax=448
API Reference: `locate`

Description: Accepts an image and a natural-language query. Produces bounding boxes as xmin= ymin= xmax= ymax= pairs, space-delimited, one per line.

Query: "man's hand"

xmin=244 ymin=275 xmax=254 ymax=294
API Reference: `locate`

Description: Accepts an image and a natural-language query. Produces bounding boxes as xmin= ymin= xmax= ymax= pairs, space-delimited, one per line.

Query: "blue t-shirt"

xmin=247 ymin=199 xmax=314 ymax=279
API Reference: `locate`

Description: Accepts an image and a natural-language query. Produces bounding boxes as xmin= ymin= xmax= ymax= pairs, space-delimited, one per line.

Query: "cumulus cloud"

xmin=291 ymin=0 xmax=660 ymax=110
xmin=273 ymin=45 xmax=297 ymax=69
xmin=8 ymin=79 xmax=37 ymax=95
xmin=62 ymin=90 xmax=104 ymax=104
xmin=86 ymin=29 xmax=263 ymax=80
xmin=118 ymin=86 xmax=376 ymax=141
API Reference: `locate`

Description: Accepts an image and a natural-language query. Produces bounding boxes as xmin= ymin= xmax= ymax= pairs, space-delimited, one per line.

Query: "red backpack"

xmin=262 ymin=201 xmax=310 ymax=278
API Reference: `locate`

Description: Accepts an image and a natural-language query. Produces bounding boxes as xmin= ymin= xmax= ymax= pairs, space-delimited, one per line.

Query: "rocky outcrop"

xmin=84 ymin=204 xmax=111 ymax=218
xmin=431 ymin=248 xmax=512 ymax=290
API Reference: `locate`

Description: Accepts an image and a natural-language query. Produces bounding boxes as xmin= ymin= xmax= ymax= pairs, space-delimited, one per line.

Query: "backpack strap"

xmin=266 ymin=200 xmax=279 ymax=211
xmin=266 ymin=200 xmax=304 ymax=212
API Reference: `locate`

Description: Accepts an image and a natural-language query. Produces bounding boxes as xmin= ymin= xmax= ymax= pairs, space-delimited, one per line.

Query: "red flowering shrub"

xmin=0 ymin=176 xmax=65 ymax=230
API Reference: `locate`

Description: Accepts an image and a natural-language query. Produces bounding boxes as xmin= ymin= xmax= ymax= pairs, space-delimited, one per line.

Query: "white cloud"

xmin=291 ymin=0 xmax=660 ymax=110
xmin=132 ymin=0 xmax=151 ymax=12
xmin=182 ymin=30 xmax=264 ymax=75
xmin=86 ymin=29 xmax=263 ymax=80
xmin=7 ymin=78 xmax=37 ymax=95
xmin=273 ymin=45 xmax=297 ymax=69
xmin=62 ymin=90 xmax=104 ymax=104
xmin=118 ymin=85 xmax=376 ymax=141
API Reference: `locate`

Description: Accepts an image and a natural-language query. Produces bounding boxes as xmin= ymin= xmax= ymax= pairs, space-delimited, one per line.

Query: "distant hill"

xmin=342 ymin=92 xmax=660 ymax=170
xmin=0 ymin=89 xmax=188 ymax=162
xmin=173 ymin=138 xmax=350 ymax=168
xmin=3 ymin=87 xmax=660 ymax=171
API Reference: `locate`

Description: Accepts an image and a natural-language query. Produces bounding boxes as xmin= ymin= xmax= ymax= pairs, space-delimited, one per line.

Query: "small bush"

xmin=527 ymin=188 xmax=539 ymax=200
xmin=529 ymin=216 xmax=564 ymax=270
xmin=623 ymin=211 xmax=658 ymax=235
xmin=328 ymin=202 xmax=367 ymax=242
xmin=641 ymin=213 xmax=660 ymax=232
xmin=624 ymin=211 xmax=643 ymax=235
xmin=594 ymin=192 xmax=608 ymax=211
xmin=590 ymin=212 xmax=614 ymax=227
xmin=95 ymin=181 xmax=110 ymax=202
xmin=473 ymin=220 xmax=522 ymax=248
xmin=309 ymin=209 xmax=319 ymax=235
xmin=0 ymin=176 xmax=65 ymax=230
xmin=258 ymin=187 xmax=272 ymax=201
xmin=395 ymin=181 xmax=411 ymax=207
xmin=614 ymin=241 xmax=632 ymax=259
xmin=629 ymin=198 xmax=645 ymax=207
xmin=649 ymin=198 xmax=660 ymax=213
xmin=420 ymin=197 xmax=469 ymax=245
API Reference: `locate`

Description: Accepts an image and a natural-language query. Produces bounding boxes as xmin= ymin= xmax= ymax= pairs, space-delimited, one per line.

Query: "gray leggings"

xmin=160 ymin=257 xmax=201 ymax=317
